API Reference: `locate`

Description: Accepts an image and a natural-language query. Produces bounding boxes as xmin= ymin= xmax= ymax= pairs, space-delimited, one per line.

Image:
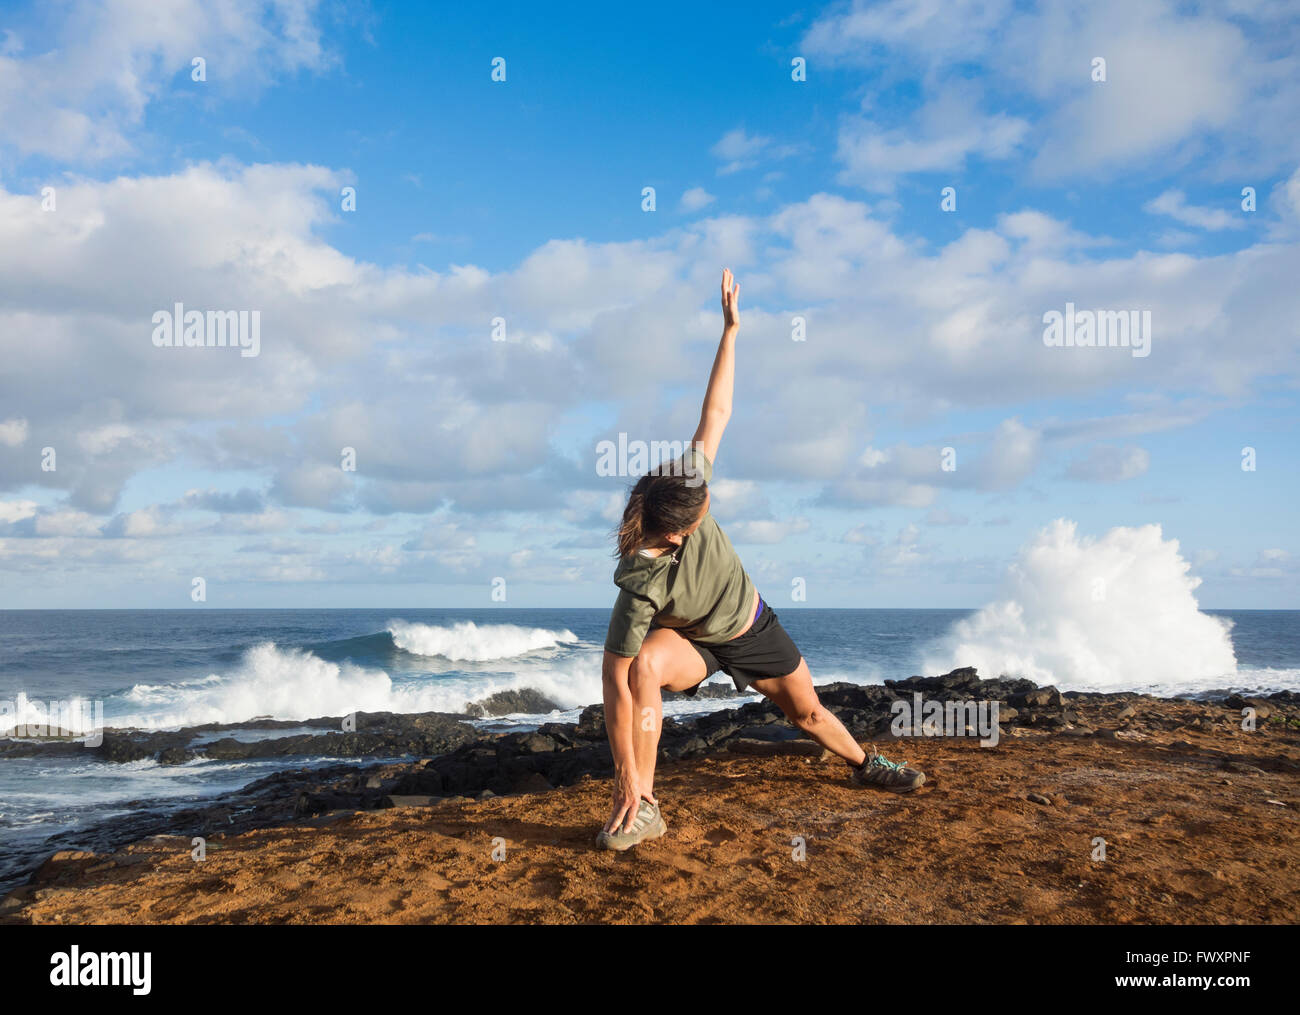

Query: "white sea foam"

xmin=104 ymin=639 xmax=888 ymax=730
xmin=115 ymin=643 xmax=410 ymax=728
xmin=387 ymin=619 xmax=577 ymax=661
xmin=110 ymin=641 xmax=604 ymax=729
xmin=924 ymin=519 xmax=1240 ymax=693
xmin=0 ymin=693 xmax=101 ymax=737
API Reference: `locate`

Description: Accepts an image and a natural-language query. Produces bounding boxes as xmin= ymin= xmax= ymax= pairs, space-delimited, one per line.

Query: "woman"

xmin=598 ymin=269 xmax=925 ymax=851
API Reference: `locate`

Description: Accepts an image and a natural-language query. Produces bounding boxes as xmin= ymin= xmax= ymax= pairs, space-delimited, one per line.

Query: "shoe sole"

xmin=852 ymin=772 xmax=926 ymax=793
xmin=596 ymin=814 xmax=668 ymax=852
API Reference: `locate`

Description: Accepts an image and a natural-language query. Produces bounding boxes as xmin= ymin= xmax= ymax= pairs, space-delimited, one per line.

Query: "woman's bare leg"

xmin=627 ymin=628 xmax=708 ymax=796
xmin=748 ymin=659 xmax=868 ymax=767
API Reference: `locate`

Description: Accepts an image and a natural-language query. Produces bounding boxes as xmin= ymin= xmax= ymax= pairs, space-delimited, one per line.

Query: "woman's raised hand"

xmin=721 ymin=268 xmax=740 ymax=332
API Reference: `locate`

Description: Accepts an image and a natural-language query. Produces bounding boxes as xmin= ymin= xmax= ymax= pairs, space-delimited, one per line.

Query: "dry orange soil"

xmin=4 ymin=716 xmax=1298 ymax=925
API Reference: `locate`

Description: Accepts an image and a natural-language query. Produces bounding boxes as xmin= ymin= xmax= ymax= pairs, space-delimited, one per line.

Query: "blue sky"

xmin=0 ymin=0 xmax=1297 ymax=609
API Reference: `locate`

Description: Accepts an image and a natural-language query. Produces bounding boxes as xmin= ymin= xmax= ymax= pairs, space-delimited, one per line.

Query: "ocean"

xmin=1 ymin=606 xmax=1297 ymax=891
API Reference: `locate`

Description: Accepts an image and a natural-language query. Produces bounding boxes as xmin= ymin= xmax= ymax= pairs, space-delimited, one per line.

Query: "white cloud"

xmin=33 ymin=509 xmax=103 ymax=538
xmin=0 ymin=132 xmax=1296 ymax=596
xmin=710 ymin=127 xmax=800 ymax=175
xmin=873 ymin=523 xmax=926 ymax=571
xmin=979 ymin=419 xmax=1042 ymax=490
xmin=804 ymin=0 xmax=1300 ymax=180
xmin=680 ymin=187 xmax=716 ymax=212
xmin=1144 ymin=190 xmax=1245 ymax=231
xmin=836 ymin=95 xmax=1028 ymax=192
xmin=803 ymin=0 xmax=1013 ymax=64
xmin=706 ymin=478 xmax=768 ymax=520
xmin=102 ymin=505 xmax=182 ymax=538
xmin=0 ymin=499 xmax=37 ymax=524
xmin=843 ymin=522 xmax=880 ymax=545
xmin=0 ymin=0 xmax=334 ymax=161
xmin=727 ymin=517 xmax=810 ymax=544
xmin=0 ymin=418 xmax=28 ymax=446
xmin=3 ymin=167 xmax=1297 ymax=529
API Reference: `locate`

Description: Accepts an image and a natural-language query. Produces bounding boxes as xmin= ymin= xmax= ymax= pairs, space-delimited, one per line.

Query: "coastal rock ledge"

xmin=2 ymin=668 xmax=1298 ymax=909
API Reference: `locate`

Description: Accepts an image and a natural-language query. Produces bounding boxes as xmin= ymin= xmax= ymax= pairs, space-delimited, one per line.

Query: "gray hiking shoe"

xmin=850 ymin=745 xmax=926 ymax=793
xmin=596 ymin=798 xmax=667 ymax=851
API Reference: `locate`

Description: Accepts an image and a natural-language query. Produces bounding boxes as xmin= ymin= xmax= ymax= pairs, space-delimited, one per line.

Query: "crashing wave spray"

xmin=924 ymin=519 xmax=1237 ymax=692
xmin=116 ymin=642 xmax=426 ymax=728
xmin=114 ymin=641 xmax=603 ymax=729
xmin=387 ymin=620 xmax=577 ymax=661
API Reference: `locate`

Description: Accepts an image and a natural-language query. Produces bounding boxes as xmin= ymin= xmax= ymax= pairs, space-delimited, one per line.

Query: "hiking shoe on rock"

xmin=850 ymin=746 xmax=925 ymax=793
xmin=596 ymin=799 xmax=667 ymax=851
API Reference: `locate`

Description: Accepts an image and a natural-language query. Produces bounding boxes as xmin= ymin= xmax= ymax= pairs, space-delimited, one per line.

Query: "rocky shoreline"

xmin=3 ymin=668 xmax=1298 ymax=908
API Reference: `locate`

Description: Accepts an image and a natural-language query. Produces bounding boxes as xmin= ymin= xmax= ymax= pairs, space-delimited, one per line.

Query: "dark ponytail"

xmin=614 ymin=463 xmax=708 ymax=558
xmin=615 ymin=488 xmax=647 ymax=558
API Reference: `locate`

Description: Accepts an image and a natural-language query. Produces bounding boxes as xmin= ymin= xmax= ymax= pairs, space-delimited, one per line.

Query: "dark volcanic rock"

xmin=663 ymin=736 xmax=708 ymax=760
xmin=512 ymin=732 xmax=560 ymax=754
xmin=663 ymin=682 xmax=751 ymax=701
xmin=97 ymin=732 xmax=152 ymax=764
xmin=464 ymin=688 xmax=561 ymax=717
xmin=0 ymin=738 xmax=84 ymax=760
xmin=535 ymin=723 xmax=578 ymax=748
xmin=386 ymin=724 xmax=600 ymax=799
xmin=383 ymin=795 xmax=445 ymax=808
xmin=730 ymin=723 xmax=805 ymax=743
xmin=575 ymin=705 xmax=607 ymax=740
xmin=885 ymin=668 xmax=1038 ymax=704
xmin=508 ymin=772 xmax=554 ymax=794
xmin=1222 ymin=694 xmax=1274 ymax=718
xmin=199 ymin=713 xmax=477 ymax=762
xmin=887 ymin=667 xmax=982 ymax=693
xmin=1011 ymin=686 xmax=1065 ymax=708
xmin=9 ymin=710 xmax=479 ymax=769
xmin=816 ymin=681 xmax=901 ymax=709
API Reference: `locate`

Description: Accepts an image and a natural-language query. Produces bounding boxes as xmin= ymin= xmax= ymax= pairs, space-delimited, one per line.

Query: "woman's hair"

xmin=614 ymin=464 xmax=708 ymax=558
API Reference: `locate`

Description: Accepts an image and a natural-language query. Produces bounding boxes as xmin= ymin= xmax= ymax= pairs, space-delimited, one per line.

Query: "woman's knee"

xmin=629 ymin=648 xmax=665 ymax=693
xmin=789 ymin=697 xmax=828 ymax=729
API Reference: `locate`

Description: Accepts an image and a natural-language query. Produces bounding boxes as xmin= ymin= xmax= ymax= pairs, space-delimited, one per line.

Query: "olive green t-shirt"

xmin=604 ymin=448 xmax=757 ymax=657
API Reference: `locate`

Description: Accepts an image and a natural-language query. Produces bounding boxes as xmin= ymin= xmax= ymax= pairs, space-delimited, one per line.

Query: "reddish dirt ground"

xmin=5 ymin=718 xmax=1299 ymax=925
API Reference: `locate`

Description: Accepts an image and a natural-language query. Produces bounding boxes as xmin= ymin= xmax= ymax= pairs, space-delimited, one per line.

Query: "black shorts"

xmin=682 ymin=598 xmax=803 ymax=695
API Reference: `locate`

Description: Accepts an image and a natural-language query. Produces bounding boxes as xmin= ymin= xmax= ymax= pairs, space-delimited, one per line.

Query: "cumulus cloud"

xmin=710 ymin=127 xmax=801 ymax=175
xmin=180 ymin=487 xmax=266 ymax=513
xmin=727 ymin=517 xmax=810 ymax=544
xmin=804 ymin=0 xmax=1300 ymax=183
xmin=0 ymin=418 xmax=28 ymax=446
xmin=1143 ymin=190 xmax=1246 ymax=231
xmin=0 ymin=0 xmax=334 ymax=161
xmin=835 ymin=94 xmax=1029 ymax=191
xmin=6 ymin=161 xmax=1291 ymax=536
xmin=821 ymin=418 xmax=1044 ymax=507
xmin=680 ymin=187 xmax=716 ymax=212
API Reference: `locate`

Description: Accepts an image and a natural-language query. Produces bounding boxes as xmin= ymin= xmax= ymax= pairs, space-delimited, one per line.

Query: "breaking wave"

xmin=386 ymin=620 xmax=577 ymax=661
xmin=924 ymin=519 xmax=1238 ymax=693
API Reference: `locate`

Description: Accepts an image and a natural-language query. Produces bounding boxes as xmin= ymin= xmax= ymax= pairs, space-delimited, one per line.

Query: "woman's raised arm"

xmin=691 ymin=268 xmax=740 ymax=462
